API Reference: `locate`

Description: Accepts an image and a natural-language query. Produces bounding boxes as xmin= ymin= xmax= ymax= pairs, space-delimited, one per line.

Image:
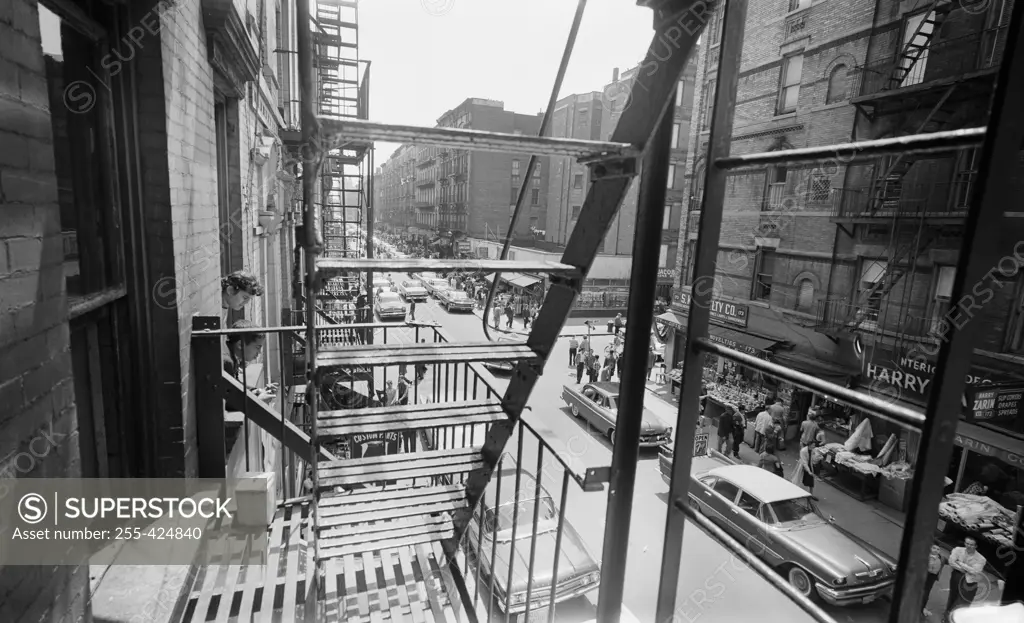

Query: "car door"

xmin=579 ymin=386 xmax=603 ymax=430
xmin=594 ymin=393 xmax=616 ymax=431
xmin=733 ymin=490 xmax=772 ymax=559
xmin=705 ymin=479 xmax=742 ymax=534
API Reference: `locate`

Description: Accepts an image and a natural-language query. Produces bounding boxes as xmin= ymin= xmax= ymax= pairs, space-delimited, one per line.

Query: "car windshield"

xmin=405 ymin=280 xmax=423 ymax=288
xmin=431 ymin=280 xmax=449 ymax=288
xmin=450 ymin=292 xmax=469 ymax=300
xmin=484 ymin=497 xmax=558 ymax=535
xmin=767 ymin=497 xmax=821 ymax=525
xmin=379 ymin=293 xmax=401 ymax=304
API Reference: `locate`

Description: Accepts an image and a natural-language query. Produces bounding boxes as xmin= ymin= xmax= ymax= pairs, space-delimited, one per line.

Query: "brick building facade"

xmin=0 ymin=0 xmax=302 ymax=619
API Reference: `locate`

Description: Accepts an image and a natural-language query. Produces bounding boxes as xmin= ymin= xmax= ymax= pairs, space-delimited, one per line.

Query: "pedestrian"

xmin=768 ymin=398 xmax=786 ymax=426
xmin=492 ymin=305 xmax=501 ymax=329
xmin=616 ymin=350 xmax=625 ymax=380
xmin=753 ymin=405 xmax=772 ymax=453
xmin=944 ymin=537 xmax=987 ymax=619
xmin=757 ymin=443 xmax=784 ymax=477
xmin=790 ymin=444 xmax=816 ymax=499
xmin=800 ymin=411 xmax=821 ymax=449
xmin=415 ymin=339 xmax=428 ymax=383
xmin=576 ymin=353 xmax=586 ymax=384
xmin=397 ymin=375 xmax=410 ymax=406
xmin=646 ymin=346 xmax=656 ymax=381
xmin=600 ymin=359 xmax=614 ymax=382
xmin=588 ymin=352 xmax=600 ymax=383
xmin=522 ymin=306 xmax=530 ymax=330
xmin=568 ymin=336 xmax=579 ymax=367
xmin=505 ymin=302 xmax=514 ymax=328
xmin=613 ymin=313 xmax=624 ymax=336
xmin=384 ymin=380 xmax=397 ymax=406
xmin=717 ymin=408 xmax=734 ymax=454
xmin=409 ymin=299 xmax=416 ymax=322
xmin=731 ymin=408 xmax=746 ymax=459
xmin=923 ymin=544 xmax=945 ymax=618
xmin=580 ymin=335 xmax=591 ymax=357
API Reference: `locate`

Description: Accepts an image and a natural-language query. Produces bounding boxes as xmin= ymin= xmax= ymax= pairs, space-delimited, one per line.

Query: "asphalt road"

xmin=371 ymin=294 xmax=891 ymax=623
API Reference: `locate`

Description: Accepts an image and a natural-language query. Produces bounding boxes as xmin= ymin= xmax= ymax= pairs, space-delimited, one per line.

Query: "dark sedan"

xmin=561 ymin=382 xmax=672 ymax=447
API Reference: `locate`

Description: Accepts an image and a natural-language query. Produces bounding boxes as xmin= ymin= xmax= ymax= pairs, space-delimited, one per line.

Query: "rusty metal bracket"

xmin=583 ymin=156 xmax=638 ymax=179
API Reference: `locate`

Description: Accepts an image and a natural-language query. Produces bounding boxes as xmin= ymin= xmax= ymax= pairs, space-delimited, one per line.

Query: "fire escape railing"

xmin=659 ymin=4 xmax=1023 ymax=623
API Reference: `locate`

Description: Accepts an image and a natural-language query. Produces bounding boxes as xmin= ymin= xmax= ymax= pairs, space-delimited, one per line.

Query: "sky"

xmin=359 ymin=0 xmax=657 ymax=165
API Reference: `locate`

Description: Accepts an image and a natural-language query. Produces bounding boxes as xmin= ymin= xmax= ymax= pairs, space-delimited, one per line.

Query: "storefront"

xmin=483 ymin=272 xmax=545 ymax=314
xmin=656 ymin=268 xmax=676 ymax=303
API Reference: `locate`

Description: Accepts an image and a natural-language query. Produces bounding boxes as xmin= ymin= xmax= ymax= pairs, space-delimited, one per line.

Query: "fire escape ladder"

xmin=301 ymin=7 xmax=692 ymax=601
xmin=869 ymin=83 xmax=958 ymax=212
xmin=885 ymin=0 xmax=952 ymax=91
xmin=842 ymin=228 xmax=938 ymax=332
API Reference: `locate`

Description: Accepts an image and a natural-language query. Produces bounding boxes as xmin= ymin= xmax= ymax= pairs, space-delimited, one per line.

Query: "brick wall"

xmin=0 ymin=2 xmax=89 ymax=622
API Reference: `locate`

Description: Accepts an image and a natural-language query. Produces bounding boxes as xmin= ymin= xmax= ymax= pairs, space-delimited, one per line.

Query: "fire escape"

xmin=175 ymin=1 xmax=1023 ymax=622
xmin=820 ymin=0 xmax=1005 ymax=351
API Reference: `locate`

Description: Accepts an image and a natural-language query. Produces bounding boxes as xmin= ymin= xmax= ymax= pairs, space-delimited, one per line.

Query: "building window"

xmin=954 ymin=147 xmax=980 ymax=209
xmin=531 ymin=188 xmax=540 ymax=206
xmin=660 ymin=245 xmax=669 ymax=268
xmin=930 ymin=266 xmax=957 ymax=335
xmin=809 ymin=173 xmax=831 ymax=201
xmin=797 ymin=279 xmax=815 ymax=312
xmin=676 ymin=81 xmax=685 ymax=108
xmin=512 ymin=159 xmax=521 ymax=175
xmin=533 ymin=166 xmax=541 ymax=178
xmin=709 ymin=9 xmax=722 ymax=45
xmin=663 ymin=205 xmax=672 ymax=229
xmin=572 ymin=205 xmax=582 ymax=219
xmin=702 ymin=80 xmax=716 ymax=130
xmin=573 ymin=173 xmax=584 ymax=189
xmin=858 ymin=260 xmax=887 ymax=329
xmin=777 ymin=54 xmax=803 ymax=114
xmin=672 ymin=123 xmax=681 ymax=149
xmin=667 ymin=165 xmax=676 ymax=189
xmin=532 ymin=176 xmax=541 ymax=188
xmin=899 ymin=11 xmax=936 ymax=87
xmin=530 ymin=216 xmax=539 ymax=229
xmin=789 ymin=0 xmax=811 ymax=11
xmin=752 ymin=250 xmax=775 ymax=301
xmin=765 ymin=166 xmax=787 ymax=210
xmin=826 ymin=65 xmax=849 ymax=103
xmin=692 ymin=165 xmax=706 ymax=208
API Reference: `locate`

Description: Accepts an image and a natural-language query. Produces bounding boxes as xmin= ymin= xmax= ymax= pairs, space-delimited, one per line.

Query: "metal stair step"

xmin=317 ymin=341 xmax=538 ymax=368
xmin=316 ymin=257 xmax=579 ymax=276
xmin=319 ymin=446 xmax=485 ymax=488
xmin=313 ymin=33 xmax=358 ymax=47
xmin=318 ymin=398 xmax=506 ymax=438
xmin=319 ymin=515 xmax=454 ymax=561
xmin=318 ymin=483 xmax=467 ymax=525
xmin=318 ymin=118 xmax=640 ymax=159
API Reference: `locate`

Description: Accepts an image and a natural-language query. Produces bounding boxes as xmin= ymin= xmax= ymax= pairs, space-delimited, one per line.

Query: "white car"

xmin=368 ymin=277 xmax=392 ymax=293
xmin=425 ymin=278 xmax=451 ymax=298
xmin=438 ymin=289 xmax=475 ymax=313
xmin=398 ymin=279 xmax=428 ymax=301
xmin=374 ymin=292 xmax=406 ymax=320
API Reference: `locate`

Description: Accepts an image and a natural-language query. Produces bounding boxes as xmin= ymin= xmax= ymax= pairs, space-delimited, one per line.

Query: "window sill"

xmin=772 ymin=111 xmax=798 ymax=121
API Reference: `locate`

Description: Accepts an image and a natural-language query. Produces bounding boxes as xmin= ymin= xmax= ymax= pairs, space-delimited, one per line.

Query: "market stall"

xmin=814 ymin=418 xmax=916 ymax=502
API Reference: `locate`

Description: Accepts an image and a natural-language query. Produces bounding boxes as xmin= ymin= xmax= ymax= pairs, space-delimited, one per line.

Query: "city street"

xmin=370 ymin=291 xmax=893 ymax=623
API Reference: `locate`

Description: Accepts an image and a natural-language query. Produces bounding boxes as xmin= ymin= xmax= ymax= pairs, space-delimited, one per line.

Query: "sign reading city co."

xmin=967 ymin=383 xmax=1024 ymax=424
xmin=676 ymin=292 xmax=749 ymax=327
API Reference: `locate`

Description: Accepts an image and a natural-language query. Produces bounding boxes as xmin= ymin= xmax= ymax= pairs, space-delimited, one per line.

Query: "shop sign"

xmin=953 ymin=433 xmax=1024 ymax=470
xmin=694 ymin=432 xmax=709 ymax=457
xmin=708 ymin=333 xmax=760 ymax=357
xmin=966 ymin=383 xmax=1024 ymax=424
xmin=657 ymin=268 xmax=676 ymax=282
xmin=349 ymin=432 xmax=401 ymax=459
xmin=676 ymin=292 xmax=749 ymax=327
xmin=863 ymin=352 xmax=1008 ymax=403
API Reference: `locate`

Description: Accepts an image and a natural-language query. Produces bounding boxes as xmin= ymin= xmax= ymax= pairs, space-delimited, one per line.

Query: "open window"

xmin=858 ymin=259 xmax=888 ymax=330
xmin=713 ymin=479 xmax=741 ymax=503
xmin=737 ymin=491 xmax=761 ymax=516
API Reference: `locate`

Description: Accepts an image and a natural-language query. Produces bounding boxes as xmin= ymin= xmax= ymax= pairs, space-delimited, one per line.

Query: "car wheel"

xmin=787 ymin=566 xmax=815 ymax=599
xmin=571 ymin=404 xmax=579 ymax=417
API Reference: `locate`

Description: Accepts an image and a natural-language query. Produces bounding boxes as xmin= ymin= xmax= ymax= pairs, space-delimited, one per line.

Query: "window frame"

xmin=702 ymin=80 xmax=716 ymax=130
xmin=573 ymin=173 xmax=584 ymax=189
xmin=659 ymin=245 xmax=669 ymax=268
xmin=712 ymin=479 xmax=741 ymax=503
xmin=825 ymin=64 xmax=850 ymax=104
xmin=672 ymin=122 xmax=681 ymax=149
xmin=752 ymin=249 xmax=775 ymax=301
xmin=663 ymin=205 xmax=672 ymax=229
xmin=667 ymin=165 xmax=676 ymax=190
xmin=777 ymin=53 xmax=804 ymax=115
xmin=571 ymin=205 xmax=582 ymax=219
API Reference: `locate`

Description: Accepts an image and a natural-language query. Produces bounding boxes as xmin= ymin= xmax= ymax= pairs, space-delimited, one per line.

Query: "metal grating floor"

xmin=179 ymin=499 xmax=460 ymax=623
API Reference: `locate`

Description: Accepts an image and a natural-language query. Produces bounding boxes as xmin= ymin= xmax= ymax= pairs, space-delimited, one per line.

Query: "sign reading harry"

xmin=349 ymin=432 xmax=401 ymax=459
xmin=863 ymin=353 xmax=1004 ymax=404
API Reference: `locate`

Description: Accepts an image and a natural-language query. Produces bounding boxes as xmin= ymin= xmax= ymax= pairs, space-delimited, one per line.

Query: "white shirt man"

xmin=945 ymin=537 xmax=987 ymax=615
xmin=754 ymin=409 xmax=773 ymax=452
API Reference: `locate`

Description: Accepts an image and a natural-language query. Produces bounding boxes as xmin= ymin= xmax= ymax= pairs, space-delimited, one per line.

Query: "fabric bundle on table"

xmin=844 ymin=418 xmax=873 ymax=453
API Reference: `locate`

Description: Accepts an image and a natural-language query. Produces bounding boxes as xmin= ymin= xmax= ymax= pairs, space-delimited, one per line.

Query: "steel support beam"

xmin=655 ymin=0 xmax=748 ymax=619
xmin=318 ymin=118 xmax=641 ymax=160
xmin=595 ymin=80 xmax=675 ymax=623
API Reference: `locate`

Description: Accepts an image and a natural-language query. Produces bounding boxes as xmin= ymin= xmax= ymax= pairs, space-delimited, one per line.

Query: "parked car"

xmin=424 ymin=278 xmax=451 ymax=298
xmin=365 ymin=276 xmax=392 ymax=294
xmin=659 ymin=448 xmax=897 ymax=606
xmin=374 ymin=292 xmax=406 ymax=321
xmin=413 ymin=271 xmax=438 ymax=283
xmin=398 ymin=278 xmax=428 ymax=301
xmin=483 ymin=336 xmax=522 ymax=374
xmin=466 ymin=466 xmax=601 ymax=615
xmin=561 ymin=382 xmax=672 ymax=447
xmin=438 ymin=289 xmax=475 ymax=312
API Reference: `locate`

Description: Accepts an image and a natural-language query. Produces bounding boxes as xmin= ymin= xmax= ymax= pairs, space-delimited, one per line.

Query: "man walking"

xmin=492 ymin=305 xmax=501 ymax=329
xmin=717 ymin=407 xmax=734 ymax=454
xmin=754 ymin=405 xmax=773 ymax=453
xmin=568 ymin=336 xmax=579 ymax=367
xmin=944 ymin=537 xmax=987 ymax=620
xmin=409 ymin=299 xmax=416 ymax=322
xmin=576 ymin=352 xmax=586 ymax=384
xmin=923 ymin=544 xmax=945 ymax=618
xmin=613 ymin=313 xmax=624 ymax=336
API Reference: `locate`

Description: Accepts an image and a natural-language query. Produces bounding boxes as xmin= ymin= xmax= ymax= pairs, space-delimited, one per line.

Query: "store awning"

xmin=955 ymin=421 xmax=1024 ymax=468
xmin=655 ymin=310 xmax=687 ymax=329
xmin=482 ymin=272 xmax=542 ymax=288
xmin=774 ymin=351 xmax=855 ymax=385
xmin=709 ymin=326 xmax=779 ymax=356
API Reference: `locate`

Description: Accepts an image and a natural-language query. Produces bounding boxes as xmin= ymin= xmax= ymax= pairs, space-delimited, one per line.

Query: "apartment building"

xmin=0 ymin=0 xmax=354 ymax=618
xmin=670 ymin=0 xmax=1023 ymax=519
xmin=375 ymin=144 xmax=418 ymax=234
xmin=375 ymin=98 xmax=547 ymax=243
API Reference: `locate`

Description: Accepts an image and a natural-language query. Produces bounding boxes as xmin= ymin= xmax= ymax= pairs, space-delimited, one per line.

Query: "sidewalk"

xmin=470 ymin=308 xmax=623 ymax=340
xmin=639 ymin=385 xmax=1005 ymax=618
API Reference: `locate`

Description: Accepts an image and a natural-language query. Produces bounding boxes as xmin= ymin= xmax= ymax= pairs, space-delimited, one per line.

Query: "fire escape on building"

xmin=816 ymin=0 xmax=1008 ymax=358
xmin=172 ymin=1 xmax=1023 ymax=623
